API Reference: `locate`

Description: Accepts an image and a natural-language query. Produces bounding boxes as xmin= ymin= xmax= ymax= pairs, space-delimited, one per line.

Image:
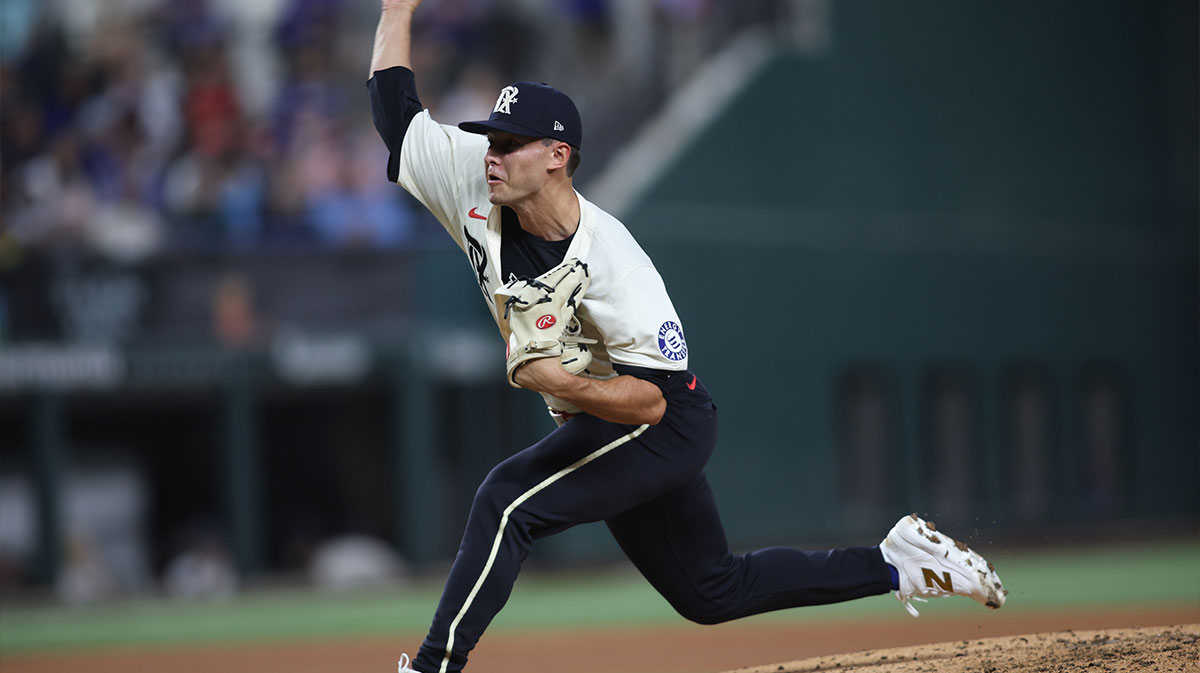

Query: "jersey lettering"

xmin=464 ymin=227 xmax=492 ymax=304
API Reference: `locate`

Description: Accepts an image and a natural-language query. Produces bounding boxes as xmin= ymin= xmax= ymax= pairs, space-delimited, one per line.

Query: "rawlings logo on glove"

xmin=493 ymin=258 xmax=595 ymax=388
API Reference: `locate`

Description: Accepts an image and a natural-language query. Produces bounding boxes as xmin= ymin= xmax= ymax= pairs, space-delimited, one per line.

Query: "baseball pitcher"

xmin=368 ymin=2 xmax=1006 ymax=672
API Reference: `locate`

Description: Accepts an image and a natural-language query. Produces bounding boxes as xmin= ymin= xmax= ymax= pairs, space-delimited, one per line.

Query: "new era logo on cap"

xmin=459 ymin=81 xmax=583 ymax=148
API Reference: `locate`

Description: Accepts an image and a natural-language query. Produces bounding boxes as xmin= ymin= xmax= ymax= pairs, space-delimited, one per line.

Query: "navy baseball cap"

xmin=459 ymin=81 xmax=582 ymax=149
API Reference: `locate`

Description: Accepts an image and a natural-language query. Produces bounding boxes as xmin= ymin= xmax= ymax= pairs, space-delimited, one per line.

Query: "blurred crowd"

xmin=3 ymin=0 xmax=423 ymax=261
xmin=1 ymin=0 xmax=758 ymax=263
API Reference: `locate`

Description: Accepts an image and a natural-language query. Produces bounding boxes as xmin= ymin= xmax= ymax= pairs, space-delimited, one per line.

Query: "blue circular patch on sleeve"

xmin=657 ymin=321 xmax=688 ymax=361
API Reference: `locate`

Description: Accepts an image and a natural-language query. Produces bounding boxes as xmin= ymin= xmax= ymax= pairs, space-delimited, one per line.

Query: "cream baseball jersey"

xmin=395 ymin=108 xmax=689 ymax=379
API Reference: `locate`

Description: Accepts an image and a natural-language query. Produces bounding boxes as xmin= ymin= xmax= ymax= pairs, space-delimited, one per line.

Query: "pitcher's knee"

xmin=671 ymin=598 xmax=730 ymax=625
xmin=472 ymin=464 xmax=522 ymax=517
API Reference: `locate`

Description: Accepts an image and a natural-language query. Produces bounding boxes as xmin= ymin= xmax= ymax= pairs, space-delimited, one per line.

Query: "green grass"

xmin=1 ymin=539 xmax=1196 ymax=655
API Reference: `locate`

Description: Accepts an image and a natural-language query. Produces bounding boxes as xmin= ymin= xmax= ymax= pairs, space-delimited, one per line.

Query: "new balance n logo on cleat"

xmin=880 ymin=513 xmax=1007 ymax=617
xmin=922 ymin=568 xmax=953 ymax=592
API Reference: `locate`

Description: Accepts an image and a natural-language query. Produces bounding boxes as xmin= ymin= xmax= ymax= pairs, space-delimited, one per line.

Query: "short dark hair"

xmin=542 ymin=138 xmax=582 ymax=178
xmin=567 ymin=145 xmax=581 ymax=177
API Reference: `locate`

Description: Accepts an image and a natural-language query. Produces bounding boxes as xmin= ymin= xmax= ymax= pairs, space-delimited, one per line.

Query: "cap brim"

xmin=458 ymin=119 xmax=545 ymax=139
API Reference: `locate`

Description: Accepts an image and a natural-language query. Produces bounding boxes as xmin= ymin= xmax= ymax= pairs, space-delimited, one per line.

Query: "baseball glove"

xmin=493 ymin=258 xmax=592 ymax=387
xmin=558 ymin=315 xmax=595 ymax=376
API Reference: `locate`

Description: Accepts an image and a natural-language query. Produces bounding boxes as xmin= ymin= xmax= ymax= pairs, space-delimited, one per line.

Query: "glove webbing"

xmin=501 ymin=263 xmax=588 ymax=321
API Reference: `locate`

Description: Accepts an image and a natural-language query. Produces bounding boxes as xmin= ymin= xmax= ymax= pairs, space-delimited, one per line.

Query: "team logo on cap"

xmin=657 ymin=321 xmax=687 ymax=361
xmin=493 ymin=86 xmax=519 ymax=114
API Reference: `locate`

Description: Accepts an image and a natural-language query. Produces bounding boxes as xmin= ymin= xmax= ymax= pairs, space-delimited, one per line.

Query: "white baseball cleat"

xmin=398 ymin=653 xmax=420 ymax=673
xmin=879 ymin=513 xmax=1008 ymax=617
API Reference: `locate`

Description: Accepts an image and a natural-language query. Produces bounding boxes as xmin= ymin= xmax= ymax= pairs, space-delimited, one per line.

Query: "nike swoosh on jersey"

xmin=468 ymin=207 xmax=488 ymax=220
xmin=687 ymin=375 xmax=697 ymax=390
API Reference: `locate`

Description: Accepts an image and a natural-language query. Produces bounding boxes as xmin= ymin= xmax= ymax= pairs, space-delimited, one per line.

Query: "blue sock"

xmin=886 ymin=562 xmax=899 ymax=590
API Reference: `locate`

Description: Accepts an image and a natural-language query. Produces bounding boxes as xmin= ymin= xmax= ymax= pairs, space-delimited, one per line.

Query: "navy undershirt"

xmin=500 ymin=207 xmax=573 ymax=283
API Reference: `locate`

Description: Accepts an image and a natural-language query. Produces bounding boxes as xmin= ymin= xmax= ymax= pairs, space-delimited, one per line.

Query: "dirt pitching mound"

xmin=722 ymin=624 xmax=1199 ymax=673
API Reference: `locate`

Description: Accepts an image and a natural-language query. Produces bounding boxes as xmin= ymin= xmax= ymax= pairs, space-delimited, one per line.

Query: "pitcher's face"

xmin=484 ymin=131 xmax=553 ymax=205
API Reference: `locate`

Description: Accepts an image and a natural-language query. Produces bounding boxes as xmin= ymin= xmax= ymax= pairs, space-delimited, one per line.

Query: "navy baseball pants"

xmin=413 ymin=372 xmax=893 ymax=673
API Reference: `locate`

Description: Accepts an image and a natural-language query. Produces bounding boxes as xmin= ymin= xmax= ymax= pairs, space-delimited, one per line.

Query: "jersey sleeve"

xmin=366 ymin=66 xmax=423 ymax=183
xmin=587 ymin=265 xmax=689 ymax=370
xmin=396 ymin=111 xmax=488 ymax=251
xmin=368 ymin=67 xmax=488 ymax=251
